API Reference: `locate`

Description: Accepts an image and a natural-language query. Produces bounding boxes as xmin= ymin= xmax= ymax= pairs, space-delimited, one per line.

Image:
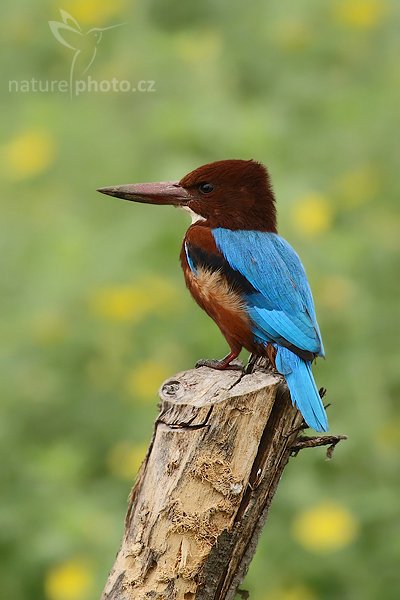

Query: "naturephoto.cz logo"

xmin=9 ymin=9 xmax=156 ymax=97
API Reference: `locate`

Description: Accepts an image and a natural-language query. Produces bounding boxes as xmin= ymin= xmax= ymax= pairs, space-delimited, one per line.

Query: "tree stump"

xmin=101 ymin=363 xmax=343 ymax=600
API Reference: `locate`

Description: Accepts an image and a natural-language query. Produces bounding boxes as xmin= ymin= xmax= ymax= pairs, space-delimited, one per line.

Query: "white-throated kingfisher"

xmin=98 ymin=160 xmax=328 ymax=432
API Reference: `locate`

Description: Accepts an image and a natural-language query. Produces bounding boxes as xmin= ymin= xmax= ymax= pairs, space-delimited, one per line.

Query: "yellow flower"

xmin=45 ymin=558 xmax=93 ymax=600
xmin=336 ymin=165 xmax=380 ymax=208
xmin=125 ymin=360 xmax=171 ymax=401
xmin=292 ymin=194 xmax=333 ymax=236
xmin=334 ymin=0 xmax=388 ymax=29
xmin=2 ymin=129 xmax=55 ymax=180
xmin=107 ymin=441 xmax=147 ymax=480
xmin=266 ymin=584 xmax=316 ymax=600
xmin=55 ymin=0 xmax=126 ymax=25
xmin=89 ymin=277 xmax=179 ymax=322
xmin=292 ymin=502 xmax=358 ymax=553
xmin=89 ymin=285 xmax=148 ymax=321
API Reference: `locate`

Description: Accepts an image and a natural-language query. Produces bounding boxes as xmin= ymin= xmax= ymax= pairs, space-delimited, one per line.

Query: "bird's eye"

xmin=198 ymin=182 xmax=214 ymax=194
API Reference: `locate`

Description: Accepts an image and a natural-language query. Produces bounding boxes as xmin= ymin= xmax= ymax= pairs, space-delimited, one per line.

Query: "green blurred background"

xmin=1 ymin=1 xmax=399 ymax=599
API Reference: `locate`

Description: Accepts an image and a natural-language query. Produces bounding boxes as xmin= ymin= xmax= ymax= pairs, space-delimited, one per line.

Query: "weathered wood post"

xmin=101 ymin=362 xmax=345 ymax=600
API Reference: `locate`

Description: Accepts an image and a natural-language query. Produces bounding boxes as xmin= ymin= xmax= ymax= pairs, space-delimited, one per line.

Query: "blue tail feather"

xmin=275 ymin=346 xmax=328 ymax=432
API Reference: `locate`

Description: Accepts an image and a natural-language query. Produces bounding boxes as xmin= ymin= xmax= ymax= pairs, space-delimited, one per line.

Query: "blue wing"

xmin=212 ymin=229 xmax=324 ymax=357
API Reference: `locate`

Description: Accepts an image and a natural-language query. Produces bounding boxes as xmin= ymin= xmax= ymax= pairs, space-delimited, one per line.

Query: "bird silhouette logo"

xmin=49 ymin=9 xmax=123 ymax=94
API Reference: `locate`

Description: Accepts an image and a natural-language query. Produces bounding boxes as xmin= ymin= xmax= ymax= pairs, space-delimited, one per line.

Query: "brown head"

xmin=98 ymin=159 xmax=277 ymax=231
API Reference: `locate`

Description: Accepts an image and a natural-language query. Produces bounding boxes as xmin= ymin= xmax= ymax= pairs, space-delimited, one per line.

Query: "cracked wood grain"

xmin=101 ymin=363 xmax=337 ymax=600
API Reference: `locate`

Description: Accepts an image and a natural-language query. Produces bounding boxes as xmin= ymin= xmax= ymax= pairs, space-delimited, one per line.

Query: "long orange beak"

xmin=97 ymin=181 xmax=190 ymax=206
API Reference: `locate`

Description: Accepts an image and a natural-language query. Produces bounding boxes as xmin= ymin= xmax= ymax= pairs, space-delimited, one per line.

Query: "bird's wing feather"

xmin=212 ymin=229 xmax=324 ymax=356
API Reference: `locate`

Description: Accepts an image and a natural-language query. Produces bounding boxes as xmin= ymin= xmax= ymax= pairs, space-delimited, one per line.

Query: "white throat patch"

xmin=181 ymin=206 xmax=206 ymax=224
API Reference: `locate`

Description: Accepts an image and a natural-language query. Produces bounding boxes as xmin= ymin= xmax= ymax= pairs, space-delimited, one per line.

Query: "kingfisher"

xmin=98 ymin=160 xmax=328 ymax=432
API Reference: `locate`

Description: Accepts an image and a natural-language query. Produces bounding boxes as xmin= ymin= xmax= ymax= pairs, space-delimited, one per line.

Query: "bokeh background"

xmin=1 ymin=1 xmax=399 ymax=599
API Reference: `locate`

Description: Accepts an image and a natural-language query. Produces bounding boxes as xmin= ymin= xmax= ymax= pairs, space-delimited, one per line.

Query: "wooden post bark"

xmin=101 ymin=362 xmax=344 ymax=600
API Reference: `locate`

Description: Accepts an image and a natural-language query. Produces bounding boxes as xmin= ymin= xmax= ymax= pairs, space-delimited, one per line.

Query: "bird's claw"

xmin=195 ymin=358 xmax=243 ymax=371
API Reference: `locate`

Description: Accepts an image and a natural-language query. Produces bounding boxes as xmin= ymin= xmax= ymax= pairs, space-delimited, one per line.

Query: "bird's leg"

xmin=195 ymin=349 xmax=242 ymax=371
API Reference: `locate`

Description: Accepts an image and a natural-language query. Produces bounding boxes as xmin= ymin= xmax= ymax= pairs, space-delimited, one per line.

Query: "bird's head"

xmin=87 ymin=28 xmax=103 ymax=44
xmin=87 ymin=23 xmax=123 ymax=44
xmin=98 ymin=159 xmax=277 ymax=231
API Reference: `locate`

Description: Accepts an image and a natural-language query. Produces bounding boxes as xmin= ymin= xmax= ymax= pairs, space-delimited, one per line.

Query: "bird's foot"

xmin=195 ymin=358 xmax=243 ymax=371
xmin=195 ymin=351 xmax=242 ymax=371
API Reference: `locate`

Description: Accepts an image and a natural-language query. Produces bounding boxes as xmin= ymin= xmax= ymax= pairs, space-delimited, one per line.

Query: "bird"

xmin=98 ymin=159 xmax=328 ymax=432
xmin=48 ymin=9 xmax=122 ymax=94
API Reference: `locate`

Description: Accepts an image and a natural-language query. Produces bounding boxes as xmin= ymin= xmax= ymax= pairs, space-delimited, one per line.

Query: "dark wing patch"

xmin=186 ymin=242 xmax=257 ymax=295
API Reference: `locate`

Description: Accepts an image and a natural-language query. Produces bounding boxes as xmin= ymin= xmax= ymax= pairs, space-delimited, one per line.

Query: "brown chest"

xmin=184 ymin=264 xmax=248 ymax=323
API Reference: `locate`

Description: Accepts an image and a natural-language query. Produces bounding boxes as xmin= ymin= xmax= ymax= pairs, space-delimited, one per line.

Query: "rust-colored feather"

xmin=180 ymin=224 xmax=259 ymax=354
